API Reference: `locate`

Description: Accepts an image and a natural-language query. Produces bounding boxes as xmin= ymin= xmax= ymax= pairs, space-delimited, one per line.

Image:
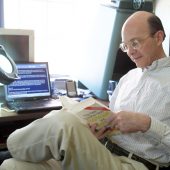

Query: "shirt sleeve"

xmin=145 ymin=116 xmax=170 ymax=151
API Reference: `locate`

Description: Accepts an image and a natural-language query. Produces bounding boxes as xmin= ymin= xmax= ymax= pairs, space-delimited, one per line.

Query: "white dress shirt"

xmin=109 ymin=57 xmax=170 ymax=165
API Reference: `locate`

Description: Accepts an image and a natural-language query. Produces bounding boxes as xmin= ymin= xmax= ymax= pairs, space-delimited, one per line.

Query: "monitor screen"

xmin=0 ymin=28 xmax=34 ymax=62
xmin=5 ymin=62 xmax=51 ymax=101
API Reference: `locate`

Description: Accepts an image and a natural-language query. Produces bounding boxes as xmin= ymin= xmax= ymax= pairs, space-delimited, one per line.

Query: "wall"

xmin=154 ymin=0 xmax=170 ymax=56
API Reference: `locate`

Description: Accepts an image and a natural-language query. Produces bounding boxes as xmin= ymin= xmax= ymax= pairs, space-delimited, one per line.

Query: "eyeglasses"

xmin=119 ymin=35 xmax=152 ymax=53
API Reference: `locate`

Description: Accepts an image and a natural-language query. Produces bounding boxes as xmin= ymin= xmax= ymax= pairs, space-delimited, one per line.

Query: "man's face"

xmin=121 ymin=31 xmax=158 ymax=68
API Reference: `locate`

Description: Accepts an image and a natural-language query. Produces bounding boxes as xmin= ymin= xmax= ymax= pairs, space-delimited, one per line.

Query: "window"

xmin=4 ymin=0 xmax=103 ymax=76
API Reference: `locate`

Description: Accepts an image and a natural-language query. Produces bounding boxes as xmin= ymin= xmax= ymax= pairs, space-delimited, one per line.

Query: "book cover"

xmin=60 ymin=96 xmax=120 ymax=136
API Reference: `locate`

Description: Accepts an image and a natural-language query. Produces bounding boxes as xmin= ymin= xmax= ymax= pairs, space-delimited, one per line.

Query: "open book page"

xmin=59 ymin=96 xmax=120 ymax=136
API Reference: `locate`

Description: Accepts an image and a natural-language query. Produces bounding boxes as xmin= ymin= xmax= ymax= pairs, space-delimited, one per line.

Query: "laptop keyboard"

xmin=7 ymin=98 xmax=62 ymax=113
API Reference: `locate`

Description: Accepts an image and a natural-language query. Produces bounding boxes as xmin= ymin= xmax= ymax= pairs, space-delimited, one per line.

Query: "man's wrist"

xmin=142 ymin=115 xmax=151 ymax=132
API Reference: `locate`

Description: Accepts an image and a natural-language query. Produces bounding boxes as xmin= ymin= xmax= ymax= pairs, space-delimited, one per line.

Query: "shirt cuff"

xmin=145 ymin=116 xmax=166 ymax=141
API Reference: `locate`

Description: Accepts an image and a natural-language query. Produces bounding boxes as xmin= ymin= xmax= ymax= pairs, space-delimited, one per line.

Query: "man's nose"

xmin=127 ymin=46 xmax=136 ymax=56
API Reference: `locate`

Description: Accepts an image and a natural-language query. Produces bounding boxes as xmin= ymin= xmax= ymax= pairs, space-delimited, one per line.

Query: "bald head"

xmin=120 ymin=11 xmax=166 ymax=68
xmin=122 ymin=11 xmax=153 ymax=40
xmin=121 ymin=11 xmax=165 ymax=41
xmin=123 ymin=11 xmax=153 ymax=28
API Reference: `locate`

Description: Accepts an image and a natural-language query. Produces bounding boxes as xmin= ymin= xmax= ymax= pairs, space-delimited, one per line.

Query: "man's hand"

xmin=89 ymin=124 xmax=110 ymax=140
xmin=106 ymin=111 xmax=151 ymax=133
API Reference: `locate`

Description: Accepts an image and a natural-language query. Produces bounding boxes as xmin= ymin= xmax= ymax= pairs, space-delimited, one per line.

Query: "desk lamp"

xmin=0 ymin=45 xmax=19 ymax=164
xmin=0 ymin=45 xmax=19 ymax=85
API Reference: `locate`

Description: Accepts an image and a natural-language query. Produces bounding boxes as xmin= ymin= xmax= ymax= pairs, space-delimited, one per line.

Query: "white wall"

xmin=154 ymin=0 xmax=170 ymax=56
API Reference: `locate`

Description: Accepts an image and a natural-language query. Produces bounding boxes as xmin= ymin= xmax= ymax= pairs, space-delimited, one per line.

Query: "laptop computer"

xmin=4 ymin=62 xmax=62 ymax=113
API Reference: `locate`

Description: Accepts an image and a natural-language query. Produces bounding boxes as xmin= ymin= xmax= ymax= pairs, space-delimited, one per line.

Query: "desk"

xmin=0 ymin=98 xmax=109 ymax=150
xmin=0 ymin=109 xmax=51 ymax=149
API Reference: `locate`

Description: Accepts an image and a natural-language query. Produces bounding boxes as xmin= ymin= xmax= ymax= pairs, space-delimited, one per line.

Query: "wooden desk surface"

xmin=0 ymin=98 xmax=109 ymax=123
xmin=0 ymin=98 xmax=109 ymax=149
xmin=0 ymin=109 xmax=53 ymax=150
xmin=0 ymin=108 xmax=51 ymax=123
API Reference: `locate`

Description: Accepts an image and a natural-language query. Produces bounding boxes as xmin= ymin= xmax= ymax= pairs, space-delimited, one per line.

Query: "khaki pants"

xmin=0 ymin=110 xmax=148 ymax=170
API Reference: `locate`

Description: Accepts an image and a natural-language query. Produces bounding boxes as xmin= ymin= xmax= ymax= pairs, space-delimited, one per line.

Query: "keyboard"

xmin=7 ymin=98 xmax=62 ymax=113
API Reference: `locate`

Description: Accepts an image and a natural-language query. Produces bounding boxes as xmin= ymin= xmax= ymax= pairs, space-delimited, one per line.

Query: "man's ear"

xmin=155 ymin=30 xmax=164 ymax=45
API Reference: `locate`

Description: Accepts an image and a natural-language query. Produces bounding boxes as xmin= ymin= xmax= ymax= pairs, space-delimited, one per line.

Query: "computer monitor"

xmin=0 ymin=28 xmax=34 ymax=62
xmin=5 ymin=62 xmax=51 ymax=101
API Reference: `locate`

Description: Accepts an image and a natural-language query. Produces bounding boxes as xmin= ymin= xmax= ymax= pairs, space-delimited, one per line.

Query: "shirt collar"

xmin=142 ymin=56 xmax=170 ymax=72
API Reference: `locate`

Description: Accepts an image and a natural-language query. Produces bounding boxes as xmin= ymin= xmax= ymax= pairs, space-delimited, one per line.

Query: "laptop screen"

xmin=5 ymin=62 xmax=51 ymax=101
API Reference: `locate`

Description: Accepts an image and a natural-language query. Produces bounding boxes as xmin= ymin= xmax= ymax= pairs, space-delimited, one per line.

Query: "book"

xmin=59 ymin=96 xmax=120 ymax=136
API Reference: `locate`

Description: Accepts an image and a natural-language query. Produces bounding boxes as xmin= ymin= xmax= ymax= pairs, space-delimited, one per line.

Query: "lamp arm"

xmin=0 ymin=45 xmax=19 ymax=85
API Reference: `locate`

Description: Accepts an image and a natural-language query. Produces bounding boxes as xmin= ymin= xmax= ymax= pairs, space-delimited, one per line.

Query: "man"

xmin=1 ymin=11 xmax=170 ymax=170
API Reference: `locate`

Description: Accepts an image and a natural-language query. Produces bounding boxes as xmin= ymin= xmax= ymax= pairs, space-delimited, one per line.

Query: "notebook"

xmin=4 ymin=62 xmax=62 ymax=113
